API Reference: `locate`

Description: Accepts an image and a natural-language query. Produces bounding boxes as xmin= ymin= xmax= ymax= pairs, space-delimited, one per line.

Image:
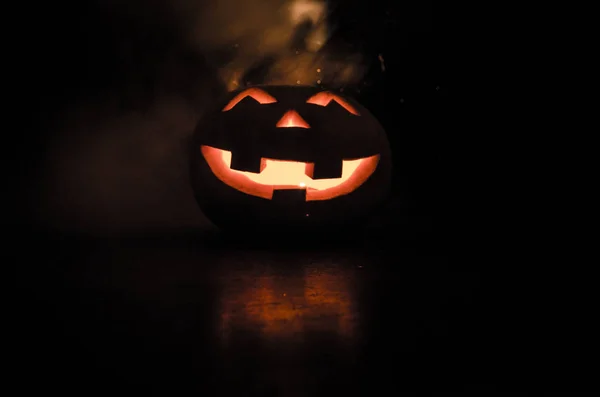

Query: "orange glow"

xmin=275 ymin=110 xmax=311 ymax=128
xmin=303 ymin=269 xmax=354 ymax=337
xmin=222 ymin=87 xmax=277 ymax=111
xmin=223 ymin=277 xmax=298 ymax=337
xmin=201 ymin=145 xmax=379 ymax=201
xmin=306 ymin=91 xmax=360 ymax=115
xmin=218 ymin=264 xmax=356 ymax=340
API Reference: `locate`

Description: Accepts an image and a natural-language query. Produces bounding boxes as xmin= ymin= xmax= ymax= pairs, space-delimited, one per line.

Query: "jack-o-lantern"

xmin=190 ymin=85 xmax=391 ymax=232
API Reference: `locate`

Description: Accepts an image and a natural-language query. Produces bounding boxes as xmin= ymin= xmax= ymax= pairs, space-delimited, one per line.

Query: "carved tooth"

xmin=230 ymin=151 xmax=264 ymax=173
xmin=304 ymin=163 xmax=315 ymax=178
xmin=311 ymin=159 xmax=343 ymax=179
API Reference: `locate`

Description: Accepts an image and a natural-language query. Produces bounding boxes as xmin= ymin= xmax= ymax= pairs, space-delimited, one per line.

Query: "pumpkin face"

xmin=191 ymin=85 xmax=391 ymax=232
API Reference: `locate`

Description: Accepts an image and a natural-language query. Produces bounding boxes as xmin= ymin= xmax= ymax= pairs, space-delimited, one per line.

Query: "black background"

xmin=8 ymin=0 xmax=590 ymax=394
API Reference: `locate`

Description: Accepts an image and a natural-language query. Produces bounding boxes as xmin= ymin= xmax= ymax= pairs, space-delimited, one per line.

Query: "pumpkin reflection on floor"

xmin=218 ymin=256 xmax=359 ymax=342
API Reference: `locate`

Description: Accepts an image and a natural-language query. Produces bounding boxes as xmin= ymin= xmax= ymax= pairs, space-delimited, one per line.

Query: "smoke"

xmin=183 ymin=0 xmax=367 ymax=90
xmin=35 ymin=97 xmax=207 ymax=235
xmin=32 ymin=0 xmax=369 ymax=235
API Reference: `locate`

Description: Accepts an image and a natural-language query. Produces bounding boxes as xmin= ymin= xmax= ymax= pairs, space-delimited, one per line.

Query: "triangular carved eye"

xmin=306 ymin=91 xmax=360 ymax=115
xmin=222 ymin=88 xmax=277 ymax=111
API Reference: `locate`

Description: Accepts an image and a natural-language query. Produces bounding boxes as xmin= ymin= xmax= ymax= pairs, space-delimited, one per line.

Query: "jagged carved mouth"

xmin=201 ymin=145 xmax=379 ymax=201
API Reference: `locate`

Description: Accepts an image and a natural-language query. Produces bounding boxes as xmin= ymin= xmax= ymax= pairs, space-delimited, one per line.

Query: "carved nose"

xmin=276 ymin=110 xmax=310 ymax=128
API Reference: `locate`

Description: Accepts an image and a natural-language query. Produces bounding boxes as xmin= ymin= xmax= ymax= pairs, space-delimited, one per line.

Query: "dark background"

xmin=14 ymin=0 xmax=446 ymax=235
xmin=8 ymin=0 xmax=589 ymax=394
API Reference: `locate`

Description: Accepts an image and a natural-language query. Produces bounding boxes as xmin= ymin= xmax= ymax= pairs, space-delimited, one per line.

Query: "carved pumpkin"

xmin=190 ymin=85 xmax=391 ymax=232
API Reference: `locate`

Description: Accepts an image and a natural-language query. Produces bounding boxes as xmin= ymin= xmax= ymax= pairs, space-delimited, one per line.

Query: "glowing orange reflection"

xmin=219 ymin=265 xmax=356 ymax=340
xmin=222 ymin=87 xmax=277 ymax=111
xmin=306 ymin=91 xmax=360 ymax=115
xmin=201 ymin=145 xmax=379 ymax=201
xmin=302 ymin=269 xmax=355 ymax=336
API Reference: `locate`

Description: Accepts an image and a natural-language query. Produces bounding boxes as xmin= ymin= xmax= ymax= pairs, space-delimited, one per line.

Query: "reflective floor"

xmin=12 ymin=229 xmax=527 ymax=394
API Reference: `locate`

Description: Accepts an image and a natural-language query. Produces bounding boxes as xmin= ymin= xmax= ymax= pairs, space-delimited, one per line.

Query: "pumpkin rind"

xmin=190 ymin=85 xmax=392 ymax=233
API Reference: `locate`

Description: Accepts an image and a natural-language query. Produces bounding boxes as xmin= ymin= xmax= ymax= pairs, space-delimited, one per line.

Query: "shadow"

xmin=11 ymin=224 xmax=497 ymax=393
xmin=12 ymin=232 xmax=222 ymax=393
xmin=213 ymin=250 xmax=362 ymax=396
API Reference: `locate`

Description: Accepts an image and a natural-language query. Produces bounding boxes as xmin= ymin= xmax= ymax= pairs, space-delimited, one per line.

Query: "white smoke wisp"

xmin=185 ymin=0 xmax=366 ymax=91
xmin=33 ymin=0 xmax=370 ymax=235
